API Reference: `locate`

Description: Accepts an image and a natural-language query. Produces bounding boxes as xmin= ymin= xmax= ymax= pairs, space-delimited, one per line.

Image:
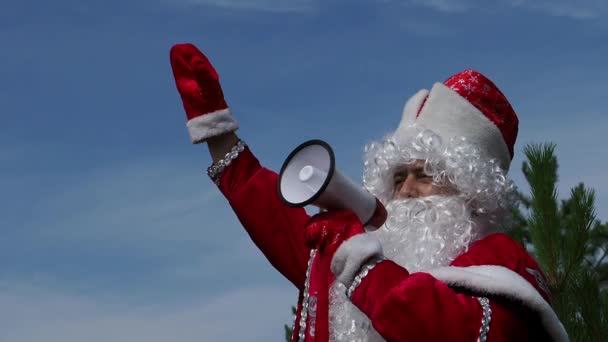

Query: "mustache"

xmin=383 ymin=195 xmax=469 ymax=229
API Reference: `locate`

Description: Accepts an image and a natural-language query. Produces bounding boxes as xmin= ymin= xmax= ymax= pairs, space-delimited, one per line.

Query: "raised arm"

xmin=169 ymin=43 xmax=311 ymax=289
xmin=208 ymin=132 xmax=239 ymax=164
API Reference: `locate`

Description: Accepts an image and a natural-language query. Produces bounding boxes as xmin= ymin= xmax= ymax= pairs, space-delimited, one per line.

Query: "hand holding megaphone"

xmin=278 ymin=140 xmax=387 ymax=230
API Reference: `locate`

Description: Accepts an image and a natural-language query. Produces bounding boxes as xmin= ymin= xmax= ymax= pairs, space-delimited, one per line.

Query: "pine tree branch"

xmin=523 ymin=143 xmax=561 ymax=288
xmin=594 ymin=247 xmax=608 ymax=270
xmin=519 ymin=142 xmax=607 ymax=339
xmin=561 ymin=184 xmax=596 ymax=286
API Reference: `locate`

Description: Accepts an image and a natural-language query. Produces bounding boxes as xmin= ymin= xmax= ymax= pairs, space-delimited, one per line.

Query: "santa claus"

xmin=169 ymin=43 xmax=569 ymax=341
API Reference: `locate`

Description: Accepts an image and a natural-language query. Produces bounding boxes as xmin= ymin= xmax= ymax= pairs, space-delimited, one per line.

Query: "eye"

xmin=417 ymin=173 xmax=433 ymax=183
xmin=393 ymin=171 xmax=406 ymax=185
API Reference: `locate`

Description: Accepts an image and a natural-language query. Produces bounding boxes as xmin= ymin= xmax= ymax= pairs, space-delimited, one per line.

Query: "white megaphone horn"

xmin=278 ymin=139 xmax=387 ymax=230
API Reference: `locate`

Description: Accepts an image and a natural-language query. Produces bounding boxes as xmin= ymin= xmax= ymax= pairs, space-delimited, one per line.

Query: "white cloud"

xmin=169 ymin=0 xmax=317 ymax=13
xmin=0 ymin=145 xmax=303 ymax=340
xmin=407 ymin=0 xmax=472 ymax=13
xmin=507 ymin=0 xmax=606 ymax=19
xmin=381 ymin=0 xmax=607 ymax=19
xmin=396 ymin=16 xmax=452 ymax=36
xmin=0 ymin=280 xmax=297 ymax=342
xmin=23 ymin=154 xmax=229 ymax=245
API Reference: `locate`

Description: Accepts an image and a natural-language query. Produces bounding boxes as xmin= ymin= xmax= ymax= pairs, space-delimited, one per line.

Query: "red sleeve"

xmin=215 ymin=146 xmax=311 ymax=289
xmin=350 ymin=260 xmax=539 ymax=341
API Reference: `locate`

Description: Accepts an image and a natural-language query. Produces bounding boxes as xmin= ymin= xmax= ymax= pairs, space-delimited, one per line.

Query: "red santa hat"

xmin=394 ymin=69 xmax=519 ymax=171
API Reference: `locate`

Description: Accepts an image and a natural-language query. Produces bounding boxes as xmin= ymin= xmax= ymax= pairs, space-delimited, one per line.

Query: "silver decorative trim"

xmin=476 ymin=296 xmax=492 ymax=342
xmin=295 ymin=249 xmax=317 ymax=342
xmin=526 ymin=267 xmax=550 ymax=297
xmin=308 ymin=296 xmax=317 ymax=337
xmin=207 ymin=139 xmax=246 ymax=185
xmin=346 ymin=257 xmax=385 ymax=299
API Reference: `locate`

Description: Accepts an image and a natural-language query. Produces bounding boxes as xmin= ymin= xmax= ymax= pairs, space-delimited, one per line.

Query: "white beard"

xmin=328 ymin=196 xmax=479 ymax=342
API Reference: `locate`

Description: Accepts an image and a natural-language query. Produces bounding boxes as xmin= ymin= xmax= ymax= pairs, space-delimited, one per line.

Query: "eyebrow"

xmin=394 ymin=164 xmax=426 ymax=176
xmin=412 ymin=165 xmax=425 ymax=173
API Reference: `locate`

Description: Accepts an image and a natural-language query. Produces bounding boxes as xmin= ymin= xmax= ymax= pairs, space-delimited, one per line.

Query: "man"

xmin=169 ymin=43 xmax=568 ymax=341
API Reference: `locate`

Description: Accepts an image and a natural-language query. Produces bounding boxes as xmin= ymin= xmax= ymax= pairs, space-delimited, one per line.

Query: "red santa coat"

xmin=214 ymin=145 xmax=568 ymax=341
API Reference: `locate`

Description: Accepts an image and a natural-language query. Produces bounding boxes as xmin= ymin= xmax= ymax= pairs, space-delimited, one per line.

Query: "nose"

xmin=394 ymin=176 xmax=418 ymax=199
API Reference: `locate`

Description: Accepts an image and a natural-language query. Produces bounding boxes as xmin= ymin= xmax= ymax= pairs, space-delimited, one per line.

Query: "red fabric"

xmin=303 ymin=210 xmax=366 ymax=341
xmin=304 ymin=250 xmax=333 ymax=342
xmin=349 ymin=233 xmax=553 ymax=341
xmin=304 ymin=210 xmax=366 ymax=256
xmin=214 ymin=146 xmax=314 ymax=341
xmin=216 ymin=146 xmax=311 ymax=289
xmin=214 ymin=147 xmax=551 ymax=341
xmin=170 ymin=43 xmax=229 ymax=122
xmin=442 ymin=69 xmax=519 ymax=158
xmin=351 ymin=261 xmax=483 ymax=341
xmin=451 ymin=232 xmax=552 ymax=304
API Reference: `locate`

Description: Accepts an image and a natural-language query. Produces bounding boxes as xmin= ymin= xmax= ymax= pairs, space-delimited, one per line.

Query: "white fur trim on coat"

xmin=186 ymin=108 xmax=239 ymax=143
xmin=428 ymin=265 xmax=569 ymax=342
xmin=394 ymin=83 xmax=512 ymax=171
xmin=331 ymin=234 xmax=383 ymax=288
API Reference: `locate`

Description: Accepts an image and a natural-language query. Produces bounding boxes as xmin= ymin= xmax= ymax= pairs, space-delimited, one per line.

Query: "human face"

xmin=391 ymin=160 xmax=457 ymax=199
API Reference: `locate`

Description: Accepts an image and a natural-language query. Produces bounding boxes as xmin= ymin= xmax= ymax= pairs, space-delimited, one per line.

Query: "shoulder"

xmin=451 ymin=233 xmax=552 ymax=303
xmin=451 ymin=233 xmax=527 ymax=268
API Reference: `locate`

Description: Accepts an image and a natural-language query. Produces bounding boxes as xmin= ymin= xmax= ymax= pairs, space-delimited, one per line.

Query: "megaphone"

xmin=278 ymin=139 xmax=387 ymax=230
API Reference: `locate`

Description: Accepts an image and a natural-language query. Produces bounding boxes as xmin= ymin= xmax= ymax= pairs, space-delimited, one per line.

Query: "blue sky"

xmin=1 ymin=0 xmax=607 ymax=340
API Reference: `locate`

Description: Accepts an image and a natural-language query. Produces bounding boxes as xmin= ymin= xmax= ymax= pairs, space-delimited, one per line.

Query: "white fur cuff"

xmin=186 ymin=108 xmax=239 ymax=144
xmin=331 ymin=234 xmax=383 ymax=288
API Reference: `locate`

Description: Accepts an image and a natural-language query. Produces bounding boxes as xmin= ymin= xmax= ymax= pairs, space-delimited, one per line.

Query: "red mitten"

xmin=305 ymin=210 xmax=383 ymax=288
xmin=170 ymin=43 xmax=239 ymax=143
